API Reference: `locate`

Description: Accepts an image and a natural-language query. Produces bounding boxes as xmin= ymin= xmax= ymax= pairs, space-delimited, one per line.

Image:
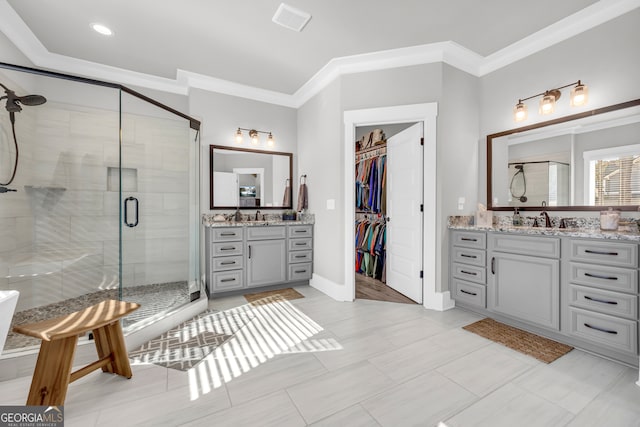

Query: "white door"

xmin=213 ymin=171 xmax=238 ymax=206
xmin=387 ymin=123 xmax=423 ymax=303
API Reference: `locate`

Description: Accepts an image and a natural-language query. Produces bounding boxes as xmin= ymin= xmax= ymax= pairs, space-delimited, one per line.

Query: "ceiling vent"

xmin=272 ymin=3 xmax=311 ymax=32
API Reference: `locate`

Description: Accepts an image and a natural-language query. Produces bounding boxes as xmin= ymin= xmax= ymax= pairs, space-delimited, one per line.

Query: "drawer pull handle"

xmin=248 ymin=245 xmax=252 ymax=259
xmin=294 ymin=230 xmax=306 ymax=233
xmin=491 ymin=257 xmax=495 ymax=275
xmin=584 ymin=295 xmax=618 ymax=305
xmin=220 ymin=278 xmax=236 ymax=283
xmin=294 ymin=255 xmax=306 ymax=258
xmin=460 ymin=289 xmax=477 ymax=296
xmin=220 ymin=246 xmax=236 ymax=251
xmin=584 ymin=272 xmax=618 ymax=281
xmin=220 ymin=232 xmax=236 ymax=236
xmin=460 ymin=254 xmax=477 ymax=259
xmin=295 ymin=243 xmax=306 ymax=246
xmin=584 ymin=249 xmax=619 ymax=256
xmin=294 ymin=269 xmax=307 ymax=273
xmin=460 ymin=270 xmax=477 ymax=276
xmin=584 ymin=323 xmax=618 ymax=335
xmin=220 ymin=261 xmax=236 ymax=265
xmin=461 ymin=237 xmax=478 ymax=242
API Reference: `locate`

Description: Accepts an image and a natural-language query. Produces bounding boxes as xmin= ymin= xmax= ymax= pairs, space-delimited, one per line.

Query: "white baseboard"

xmin=423 ymin=290 xmax=456 ymax=311
xmin=310 ymin=273 xmax=350 ymax=302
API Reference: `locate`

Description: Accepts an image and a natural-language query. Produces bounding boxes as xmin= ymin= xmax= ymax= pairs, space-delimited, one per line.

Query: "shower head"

xmin=0 ymin=82 xmax=46 ymax=113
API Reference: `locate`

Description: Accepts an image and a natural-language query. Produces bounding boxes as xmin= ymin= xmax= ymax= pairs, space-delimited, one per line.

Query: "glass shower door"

xmin=118 ymin=90 xmax=200 ymax=330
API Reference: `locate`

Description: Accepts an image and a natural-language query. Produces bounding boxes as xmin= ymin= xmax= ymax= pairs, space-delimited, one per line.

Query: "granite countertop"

xmin=448 ymin=223 xmax=640 ymax=241
xmin=448 ymin=215 xmax=640 ymax=241
xmin=202 ymin=213 xmax=315 ymax=227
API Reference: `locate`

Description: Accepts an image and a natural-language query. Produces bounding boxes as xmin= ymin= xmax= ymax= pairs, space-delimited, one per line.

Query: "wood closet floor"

xmin=355 ymin=274 xmax=416 ymax=304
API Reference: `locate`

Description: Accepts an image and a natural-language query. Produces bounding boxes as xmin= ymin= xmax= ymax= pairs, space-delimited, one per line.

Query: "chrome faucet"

xmin=255 ymin=210 xmax=261 ymax=221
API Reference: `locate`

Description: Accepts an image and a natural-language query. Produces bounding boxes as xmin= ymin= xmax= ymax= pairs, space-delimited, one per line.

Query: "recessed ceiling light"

xmin=91 ymin=23 xmax=113 ymax=36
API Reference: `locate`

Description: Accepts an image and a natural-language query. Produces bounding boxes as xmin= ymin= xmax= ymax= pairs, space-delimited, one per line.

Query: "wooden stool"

xmin=13 ymin=299 xmax=140 ymax=406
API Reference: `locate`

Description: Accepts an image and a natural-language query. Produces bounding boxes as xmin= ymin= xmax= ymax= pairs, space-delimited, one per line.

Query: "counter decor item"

xmin=475 ymin=203 xmax=493 ymax=228
xmin=282 ymin=210 xmax=297 ymax=221
xmin=600 ymin=207 xmax=620 ymax=231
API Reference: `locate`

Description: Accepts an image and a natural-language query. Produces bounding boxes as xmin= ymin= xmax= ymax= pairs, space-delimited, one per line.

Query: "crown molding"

xmin=479 ymin=0 xmax=640 ymax=76
xmin=1 ymin=0 xmax=638 ymax=108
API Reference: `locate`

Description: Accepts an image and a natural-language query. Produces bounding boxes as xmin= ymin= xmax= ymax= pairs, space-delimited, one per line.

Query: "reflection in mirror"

xmin=210 ymin=145 xmax=292 ymax=209
xmin=488 ymin=99 xmax=640 ymax=210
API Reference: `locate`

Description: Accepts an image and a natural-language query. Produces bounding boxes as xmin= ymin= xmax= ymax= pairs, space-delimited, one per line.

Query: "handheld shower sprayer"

xmin=0 ymin=82 xmax=47 ymax=188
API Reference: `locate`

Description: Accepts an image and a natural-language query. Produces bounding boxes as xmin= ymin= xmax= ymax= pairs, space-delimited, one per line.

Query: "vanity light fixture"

xmin=234 ymin=127 xmax=275 ymax=147
xmin=513 ymin=80 xmax=588 ymax=122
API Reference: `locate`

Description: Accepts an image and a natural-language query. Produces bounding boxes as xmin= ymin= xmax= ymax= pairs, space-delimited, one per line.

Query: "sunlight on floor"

xmin=187 ymin=295 xmax=342 ymax=400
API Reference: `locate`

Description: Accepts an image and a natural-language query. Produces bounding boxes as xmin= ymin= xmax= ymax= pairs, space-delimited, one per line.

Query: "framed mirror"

xmin=487 ymin=99 xmax=640 ymax=211
xmin=209 ymin=145 xmax=293 ymax=210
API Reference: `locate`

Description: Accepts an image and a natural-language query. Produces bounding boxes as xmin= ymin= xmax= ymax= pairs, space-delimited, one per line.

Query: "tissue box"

xmin=476 ymin=211 xmax=493 ymax=228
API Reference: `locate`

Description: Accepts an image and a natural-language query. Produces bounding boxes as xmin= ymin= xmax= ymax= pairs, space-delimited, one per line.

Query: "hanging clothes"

xmin=354 ymin=217 xmax=386 ymax=282
xmin=355 ymin=152 xmax=386 ymax=215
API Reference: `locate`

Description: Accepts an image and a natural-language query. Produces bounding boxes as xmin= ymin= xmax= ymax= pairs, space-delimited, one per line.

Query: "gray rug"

xmin=128 ymin=308 xmax=255 ymax=371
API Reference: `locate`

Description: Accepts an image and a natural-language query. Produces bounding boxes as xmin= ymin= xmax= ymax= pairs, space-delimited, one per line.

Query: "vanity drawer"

xmin=289 ymin=250 xmax=312 ymax=264
xmin=569 ymin=284 xmax=637 ymax=319
xmin=247 ymin=226 xmax=286 ymax=240
xmin=211 ymin=227 xmax=243 ymax=242
xmin=288 ymin=225 xmax=313 ymax=238
xmin=452 ymin=279 xmax=486 ymax=308
xmin=212 ymin=242 xmax=243 ymax=257
xmin=569 ymin=262 xmax=637 ymax=294
xmin=452 ymin=247 xmax=486 ymax=267
xmin=289 ymin=238 xmax=312 ymax=251
xmin=451 ymin=231 xmax=486 ymax=250
xmin=212 ymin=255 xmax=244 ymax=272
xmin=289 ymin=263 xmax=312 ymax=281
xmin=489 ymin=233 xmax=559 ymax=259
xmin=568 ymin=307 xmax=637 ymax=355
xmin=569 ymin=239 xmax=637 ymax=268
xmin=452 ymin=262 xmax=486 ymax=285
xmin=211 ymin=270 xmax=244 ymax=291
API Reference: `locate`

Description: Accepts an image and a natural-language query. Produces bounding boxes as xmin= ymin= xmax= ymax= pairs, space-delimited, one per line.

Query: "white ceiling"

xmin=1 ymin=0 xmax=638 ymax=106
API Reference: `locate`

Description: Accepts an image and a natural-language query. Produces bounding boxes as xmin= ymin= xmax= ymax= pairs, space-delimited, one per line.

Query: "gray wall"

xmin=297 ymin=78 xmax=343 ymax=284
xmin=298 ymin=62 xmax=481 ymax=293
xmin=479 ymin=9 xmax=640 ymax=206
xmin=188 ymin=89 xmax=298 ymax=214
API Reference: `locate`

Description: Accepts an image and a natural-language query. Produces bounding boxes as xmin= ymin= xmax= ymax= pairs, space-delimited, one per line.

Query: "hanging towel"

xmin=297 ymin=175 xmax=308 ymax=212
xmin=282 ymin=179 xmax=291 ymax=207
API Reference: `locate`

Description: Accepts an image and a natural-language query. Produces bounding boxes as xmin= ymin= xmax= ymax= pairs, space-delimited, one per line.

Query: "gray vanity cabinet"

xmin=450 ymin=230 xmax=487 ymax=309
xmin=488 ymin=233 xmax=560 ymax=331
xmin=207 ymin=227 xmax=245 ymax=293
xmin=563 ymin=238 xmax=638 ymax=359
xmin=205 ymin=223 xmax=314 ymax=296
xmin=246 ymin=227 xmax=287 ymax=287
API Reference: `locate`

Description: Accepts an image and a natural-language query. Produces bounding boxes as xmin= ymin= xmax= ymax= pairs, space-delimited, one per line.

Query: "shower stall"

xmin=0 ymin=63 xmax=201 ymax=353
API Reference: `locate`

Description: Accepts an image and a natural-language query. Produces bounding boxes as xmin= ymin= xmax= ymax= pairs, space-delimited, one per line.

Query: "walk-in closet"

xmin=354 ymin=123 xmax=423 ymax=304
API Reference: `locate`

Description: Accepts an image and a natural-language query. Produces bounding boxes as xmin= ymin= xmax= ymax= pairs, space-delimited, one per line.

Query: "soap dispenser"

xmin=512 ymin=208 xmax=522 ymax=226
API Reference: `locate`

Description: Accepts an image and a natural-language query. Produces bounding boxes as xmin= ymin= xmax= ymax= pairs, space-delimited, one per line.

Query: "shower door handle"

xmin=124 ymin=196 xmax=139 ymax=227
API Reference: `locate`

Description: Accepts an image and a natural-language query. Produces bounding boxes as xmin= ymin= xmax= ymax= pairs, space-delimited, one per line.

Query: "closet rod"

xmin=355 ymin=141 xmax=387 ymax=156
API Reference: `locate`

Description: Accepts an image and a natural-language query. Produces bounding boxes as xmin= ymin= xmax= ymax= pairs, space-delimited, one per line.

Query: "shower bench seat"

xmin=13 ymin=299 xmax=140 ymax=406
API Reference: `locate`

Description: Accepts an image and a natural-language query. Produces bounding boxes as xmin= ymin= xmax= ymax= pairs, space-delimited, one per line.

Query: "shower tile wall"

xmin=0 ymin=99 xmax=191 ymax=313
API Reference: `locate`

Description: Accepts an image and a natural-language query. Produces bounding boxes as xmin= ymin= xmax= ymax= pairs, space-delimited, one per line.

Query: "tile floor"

xmin=1 ymin=285 xmax=639 ymax=426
